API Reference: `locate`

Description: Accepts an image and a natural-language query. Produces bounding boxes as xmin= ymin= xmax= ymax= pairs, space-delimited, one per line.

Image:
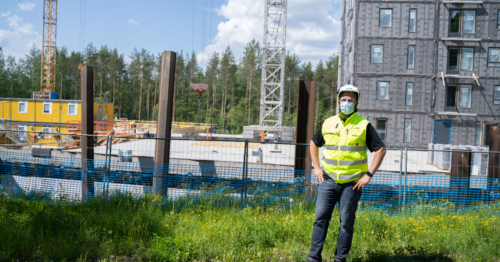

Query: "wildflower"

xmin=108 ymin=230 xmax=112 ymax=234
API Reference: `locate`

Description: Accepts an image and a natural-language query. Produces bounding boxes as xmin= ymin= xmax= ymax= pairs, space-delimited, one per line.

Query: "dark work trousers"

xmin=308 ymin=174 xmax=363 ymax=262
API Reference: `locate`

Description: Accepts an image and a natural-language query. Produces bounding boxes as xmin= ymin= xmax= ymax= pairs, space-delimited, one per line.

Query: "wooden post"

xmin=294 ymin=80 xmax=316 ymax=189
xmin=81 ymin=66 xmax=94 ymax=201
xmin=154 ymin=51 xmax=176 ymax=195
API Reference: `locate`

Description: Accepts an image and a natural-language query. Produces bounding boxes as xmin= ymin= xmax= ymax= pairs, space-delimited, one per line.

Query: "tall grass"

xmin=0 ymin=192 xmax=499 ymax=262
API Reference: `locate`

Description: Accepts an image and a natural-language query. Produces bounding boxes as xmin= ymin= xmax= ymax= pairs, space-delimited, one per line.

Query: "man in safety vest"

xmin=307 ymin=85 xmax=386 ymax=262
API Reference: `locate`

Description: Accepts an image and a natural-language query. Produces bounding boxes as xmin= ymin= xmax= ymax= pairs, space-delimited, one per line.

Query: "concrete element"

xmin=338 ymin=0 xmax=500 ymax=148
xmin=242 ymin=125 xmax=295 ymax=141
xmin=154 ymin=51 xmax=176 ymax=195
xmin=259 ymin=0 xmax=287 ymax=127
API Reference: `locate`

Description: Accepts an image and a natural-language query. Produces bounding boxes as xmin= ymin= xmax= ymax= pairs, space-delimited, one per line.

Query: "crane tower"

xmin=259 ymin=0 xmax=287 ymax=127
xmin=39 ymin=0 xmax=58 ymax=95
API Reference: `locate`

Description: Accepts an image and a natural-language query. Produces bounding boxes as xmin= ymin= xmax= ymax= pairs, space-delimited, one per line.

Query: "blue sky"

xmin=0 ymin=0 xmax=341 ymax=67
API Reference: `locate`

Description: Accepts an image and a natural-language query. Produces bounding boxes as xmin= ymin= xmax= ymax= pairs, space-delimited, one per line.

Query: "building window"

xmin=475 ymin=122 xmax=482 ymax=146
xmin=458 ymin=85 xmax=472 ymax=108
xmin=448 ymin=47 xmax=474 ymax=73
xmin=494 ymin=86 xmax=500 ymax=105
xmin=18 ymin=101 xmax=27 ymax=113
xmin=18 ymin=125 xmax=27 ymax=138
xmin=377 ymin=82 xmax=389 ymax=100
xmin=375 ymin=118 xmax=387 ymax=141
xmin=449 ymin=10 xmax=475 ymax=36
xmin=446 ymin=85 xmax=472 ymax=109
xmin=409 ymin=9 xmax=417 ymax=33
xmin=488 ymin=48 xmax=500 ymax=67
xmin=498 ymin=10 xmax=500 ymax=29
xmin=446 ymin=85 xmax=457 ymax=108
xmin=406 ymin=83 xmax=413 ymax=106
xmin=68 ymin=103 xmax=78 ymax=115
xmin=371 ymin=45 xmax=383 ymax=63
xmin=379 ymin=9 xmax=392 ymax=28
xmin=404 ymin=119 xmax=412 ymax=143
xmin=478 ymin=123 xmax=497 ymax=146
xmin=43 ymin=102 xmax=52 ymax=114
xmin=407 ymin=46 xmax=415 ymax=70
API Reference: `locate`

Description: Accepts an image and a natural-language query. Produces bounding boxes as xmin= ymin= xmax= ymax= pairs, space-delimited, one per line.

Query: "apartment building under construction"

xmin=338 ymin=0 xmax=500 ymax=148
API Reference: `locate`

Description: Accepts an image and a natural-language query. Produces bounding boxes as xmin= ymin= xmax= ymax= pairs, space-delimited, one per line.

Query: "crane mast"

xmin=259 ymin=0 xmax=287 ymax=127
xmin=39 ymin=0 xmax=58 ymax=96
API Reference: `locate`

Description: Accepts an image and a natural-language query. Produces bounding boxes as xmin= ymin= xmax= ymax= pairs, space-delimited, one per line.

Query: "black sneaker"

xmin=334 ymin=259 xmax=346 ymax=262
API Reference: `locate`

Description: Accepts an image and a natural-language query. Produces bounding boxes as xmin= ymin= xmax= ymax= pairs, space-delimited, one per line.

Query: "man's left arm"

xmin=353 ymin=123 xmax=386 ymax=191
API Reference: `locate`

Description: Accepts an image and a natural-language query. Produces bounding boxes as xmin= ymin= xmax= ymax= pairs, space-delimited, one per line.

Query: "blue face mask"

xmin=340 ymin=101 xmax=355 ymax=115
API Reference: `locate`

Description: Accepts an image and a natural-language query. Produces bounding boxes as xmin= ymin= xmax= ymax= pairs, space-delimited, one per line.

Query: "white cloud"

xmin=0 ymin=15 xmax=41 ymax=59
xmin=198 ymin=0 xmax=340 ymax=67
xmin=18 ymin=2 xmax=35 ymax=11
xmin=99 ymin=22 xmax=104 ymax=26
xmin=127 ymin=19 xmax=138 ymax=25
xmin=1 ymin=11 xmax=11 ymax=17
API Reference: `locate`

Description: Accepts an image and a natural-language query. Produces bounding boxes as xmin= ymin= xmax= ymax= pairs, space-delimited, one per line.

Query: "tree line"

xmin=0 ymin=42 xmax=338 ymax=133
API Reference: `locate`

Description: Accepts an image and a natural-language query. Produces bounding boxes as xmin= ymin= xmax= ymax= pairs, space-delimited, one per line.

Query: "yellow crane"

xmin=37 ymin=0 xmax=58 ymax=98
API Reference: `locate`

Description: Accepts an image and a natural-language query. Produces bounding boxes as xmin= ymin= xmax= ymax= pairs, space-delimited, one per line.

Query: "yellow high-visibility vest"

xmin=321 ymin=113 xmax=369 ymax=184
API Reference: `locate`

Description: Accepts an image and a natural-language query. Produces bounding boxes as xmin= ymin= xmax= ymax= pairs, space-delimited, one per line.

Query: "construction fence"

xmin=0 ymin=133 xmax=499 ymax=216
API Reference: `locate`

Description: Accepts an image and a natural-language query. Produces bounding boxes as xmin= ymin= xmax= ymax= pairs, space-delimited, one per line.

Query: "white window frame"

xmin=494 ymin=86 xmax=500 ymax=105
xmin=68 ymin=103 xmax=78 ymax=115
xmin=409 ymin=9 xmax=417 ymax=33
xmin=371 ymin=45 xmax=384 ymax=64
xmin=18 ymin=101 xmax=28 ymax=113
xmin=404 ymin=119 xmax=412 ymax=143
xmin=407 ymin=46 xmax=415 ymax=70
xmin=379 ymin=9 xmax=392 ymax=28
xmin=406 ymin=83 xmax=413 ymax=106
xmin=376 ymin=81 xmax=390 ymax=100
xmin=458 ymin=85 xmax=472 ymax=109
xmin=488 ymin=48 xmax=500 ymax=67
xmin=43 ymin=102 xmax=52 ymax=114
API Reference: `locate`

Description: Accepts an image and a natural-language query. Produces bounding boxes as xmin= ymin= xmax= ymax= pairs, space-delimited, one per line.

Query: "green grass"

xmin=0 ymin=193 xmax=499 ymax=262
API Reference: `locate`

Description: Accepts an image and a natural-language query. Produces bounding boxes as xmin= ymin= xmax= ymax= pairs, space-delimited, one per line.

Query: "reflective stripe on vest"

xmin=324 ymin=171 xmax=366 ymax=181
xmin=325 ymin=145 xmax=368 ymax=152
xmin=322 ymin=158 xmax=368 ymax=166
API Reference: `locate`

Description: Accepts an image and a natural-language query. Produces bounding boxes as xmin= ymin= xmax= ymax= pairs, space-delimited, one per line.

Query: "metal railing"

xmin=0 ymin=134 xmax=498 ymax=215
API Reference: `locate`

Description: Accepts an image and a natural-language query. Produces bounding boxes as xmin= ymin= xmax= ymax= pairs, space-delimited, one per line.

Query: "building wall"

xmin=0 ymin=99 xmax=113 ymax=123
xmin=339 ymin=0 xmax=500 ymax=148
xmin=0 ymin=98 xmax=114 ymax=145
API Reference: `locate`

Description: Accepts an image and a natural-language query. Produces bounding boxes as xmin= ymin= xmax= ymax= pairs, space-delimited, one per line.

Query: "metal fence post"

xmin=403 ymin=147 xmax=408 ymax=218
xmin=241 ymin=140 xmax=249 ymax=208
xmin=106 ymin=135 xmax=112 ymax=195
xmin=103 ymin=135 xmax=110 ymax=196
xmin=399 ymin=147 xmax=403 ymax=213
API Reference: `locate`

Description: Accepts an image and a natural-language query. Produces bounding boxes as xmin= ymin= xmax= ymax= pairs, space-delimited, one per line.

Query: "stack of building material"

xmin=470 ymin=146 xmax=480 ymax=176
xmin=438 ymin=145 xmax=452 ymax=170
xmin=427 ymin=143 xmax=434 ymax=165
xmin=434 ymin=144 xmax=442 ymax=167
xmin=471 ymin=147 xmax=489 ymax=176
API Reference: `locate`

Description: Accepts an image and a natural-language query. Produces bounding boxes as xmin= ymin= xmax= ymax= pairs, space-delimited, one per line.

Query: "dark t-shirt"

xmin=312 ymin=121 xmax=385 ymax=152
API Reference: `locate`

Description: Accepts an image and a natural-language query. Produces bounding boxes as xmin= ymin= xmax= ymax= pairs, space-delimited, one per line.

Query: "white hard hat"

xmin=337 ymin=85 xmax=360 ymax=100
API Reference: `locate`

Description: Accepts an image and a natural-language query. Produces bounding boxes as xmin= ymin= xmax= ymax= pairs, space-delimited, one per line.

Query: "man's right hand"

xmin=315 ymin=168 xmax=324 ymax=184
